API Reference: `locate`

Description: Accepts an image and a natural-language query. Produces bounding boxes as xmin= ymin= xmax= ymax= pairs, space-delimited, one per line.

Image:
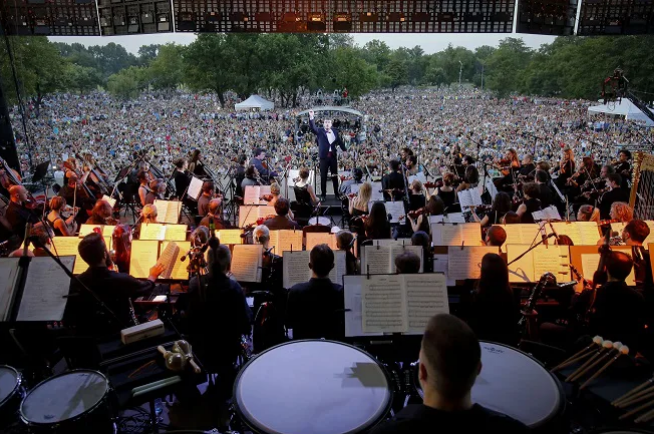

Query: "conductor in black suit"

xmin=309 ymin=110 xmax=347 ymax=200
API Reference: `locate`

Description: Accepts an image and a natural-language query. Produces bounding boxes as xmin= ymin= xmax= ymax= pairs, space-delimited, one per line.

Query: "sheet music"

xmin=154 ymin=200 xmax=181 ymax=224
xmin=448 ymin=246 xmax=498 ymax=280
xmin=457 ymin=189 xmax=482 ymax=208
xmin=161 ymin=241 xmax=190 ymax=280
xmin=282 ymin=251 xmax=311 ymax=289
xmin=129 ymin=240 xmax=159 ymax=279
xmin=187 ymin=176 xmax=203 ymax=200
xmin=216 ymin=229 xmax=243 ymax=245
xmin=78 ymin=224 xmax=101 ymax=237
xmin=485 ymin=176 xmax=498 ymax=200
xmin=507 ymin=245 xmax=571 ymax=283
xmin=433 ymin=254 xmax=455 ymax=286
xmin=305 ymin=232 xmax=337 ymax=251
xmin=578 ymin=222 xmax=602 ymax=245
xmin=406 ymin=273 xmax=449 ymax=334
xmin=371 ymin=239 xmax=407 ymax=248
xmin=370 ymin=182 xmax=384 ymax=202
xmin=519 ymin=224 xmax=544 ymax=246
xmin=445 ymin=212 xmax=466 ymax=223
xmin=432 ymin=223 xmax=481 ymax=247
xmin=271 ymin=230 xmax=303 ymax=257
xmin=157 ymin=241 xmax=180 ymax=279
xmin=331 ymin=250 xmax=346 ymax=283
xmin=231 ymin=245 xmax=262 ymax=283
xmin=51 ymin=237 xmax=87 ymax=275
xmin=362 ymin=274 xmax=406 ymax=333
xmin=408 ymin=172 xmax=427 ymax=185
xmin=101 ymin=225 xmax=115 ymax=237
xmin=244 ymin=186 xmax=262 ymax=205
xmin=17 ymin=257 xmax=74 ymax=321
xmin=239 ymin=206 xmax=259 ymax=228
xmin=362 ymin=245 xmax=392 ymax=274
xmin=140 ymin=223 xmax=166 ymax=241
xmin=0 ymin=259 xmax=20 ymax=321
xmin=581 ymin=247 xmax=636 ymax=286
xmin=384 ymin=201 xmax=406 ymax=224
xmin=344 ymin=276 xmax=383 ymax=337
xmin=507 ymin=245 xmax=535 ymax=283
xmin=390 ymin=245 xmax=424 ymax=273
xmin=102 ymin=195 xmax=116 ymax=209
xmin=429 ymin=215 xmax=444 ymax=224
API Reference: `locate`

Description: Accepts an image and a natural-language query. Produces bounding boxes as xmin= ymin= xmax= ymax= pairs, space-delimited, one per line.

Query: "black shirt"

xmin=589 ymin=280 xmax=645 ymax=350
xmin=264 ymin=215 xmax=301 ymax=231
xmin=5 ymin=202 xmax=37 ymax=237
xmin=599 ymin=187 xmax=629 ymax=219
xmin=287 ymin=277 xmax=344 ymax=340
xmin=370 ymin=404 xmax=528 ymax=434
xmin=521 ymin=198 xmax=541 ymax=224
xmin=174 ymin=170 xmax=191 ymax=200
xmin=382 ymin=172 xmax=405 ymax=200
xmin=537 ymin=184 xmax=555 ymax=209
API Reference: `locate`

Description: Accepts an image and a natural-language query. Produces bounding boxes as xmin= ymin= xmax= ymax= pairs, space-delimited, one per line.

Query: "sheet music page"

xmin=445 ymin=212 xmax=466 ymax=223
xmin=157 ymin=241 xmax=179 ymax=279
xmin=0 ymin=258 xmax=20 ymax=321
xmin=611 ymin=222 xmax=627 ymax=239
xmin=578 ymin=222 xmax=601 ymax=245
xmin=244 ymin=186 xmax=261 ymax=205
xmin=51 ymin=237 xmax=87 ymax=275
xmin=430 ymin=224 xmax=445 ymax=245
xmin=582 ymin=249 xmax=636 ymax=286
xmin=350 ymin=183 xmax=361 ymax=195
xmin=163 ymin=224 xmax=187 ymax=241
xmin=260 ymin=186 xmax=272 ymax=197
xmin=390 ymin=245 xmax=424 ymax=273
xmin=187 ymin=176 xmax=203 ymax=200
xmin=78 ymin=224 xmax=101 ymax=237
xmin=519 ymin=224 xmax=543 ymax=246
xmin=543 ymin=206 xmax=562 ymax=221
xmin=282 ymin=251 xmax=311 ymax=288
xmin=305 ymin=232 xmax=336 ymax=251
xmin=154 ymin=200 xmax=181 ymax=224
xmin=534 ymin=245 xmax=571 ymax=281
xmin=161 ymin=241 xmax=190 ymax=280
xmin=362 ymin=274 xmax=406 ymax=333
xmin=370 ymin=182 xmax=384 ymax=202
xmin=531 ymin=210 xmax=545 ymax=222
xmin=448 ymin=246 xmax=498 ymax=280
xmin=428 ymin=215 xmax=444 ymax=224
xmin=406 ymin=274 xmax=449 ymax=334
xmin=433 ymin=254 xmax=455 ymax=286
xmin=140 ymin=223 xmax=166 ymax=241
xmin=485 ymin=176 xmax=498 ymax=200
xmin=231 ymin=245 xmax=262 ymax=283
xmin=507 ymin=245 xmax=535 ymax=283
xmin=257 ymin=206 xmax=277 ymax=219
xmin=275 ymin=230 xmax=304 ymax=256
xmin=102 ymin=195 xmax=116 ymax=209
xmin=288 ymin=170 xmax=300 ymax=187
xmin=460 ymin=223 xmax=482 ymax=246
xmin=129 ymin=240 xmax=159 ymax=279
xmin=344 ymin=276 xmax=383 ymax=337
xmin=372 ymin=239 xmax=406 ymax=248
xmin=217 ymin=229 xmax=243 ymax=245
xmin=439 ymin=224 xmax=463 ymax=246
xmin=499 ymin=224 xmax=522 ymax=246
xmin=551 ymin=222 xmax=582 ymax=246
xmin=331 ymin=250 xmax=347 ymax=283
xmin=101 ymin=225 xmax=115 ymax=238
xmin=384 ymin=201 xmax=406 ymax=224
xmin=239 ymin=206 xmax=259 ymax=228
xmin=457 ymin=190 xmax=473 ymax=209
xmin=362 ymin=245 xmax=392 ymax=275
xmin=17 ymin=257 xmax=74 ymax=321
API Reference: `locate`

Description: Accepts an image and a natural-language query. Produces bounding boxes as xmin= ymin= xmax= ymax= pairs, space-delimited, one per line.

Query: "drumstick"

xmin=619 ymin=399 xmax=654 ymax=420
xmin=617 ymin=390 xmax=654 ymax=409
xmin=615 ymin=384 xmax=654 ymax=407
xmin=635 ymin=406 xmax=654 ymax=424
xmin=551 ymin=336 xmax=603 ymax=372
xmin=580 ymin=345 xmax=629 ymax=390
xmin=566 ymin=340 xmax=612 ymax=382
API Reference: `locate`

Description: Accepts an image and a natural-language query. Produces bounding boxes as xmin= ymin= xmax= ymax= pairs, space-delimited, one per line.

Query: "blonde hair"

xmin=411 ymin=179 xmax=423 ymax=194
xmin=353 ymin=182 xmax=373 ymax=210
xmin=610 ymin=202 xmax=633 ymax=222
xmin=270 ymin=182 xmax=281 ymax=196
xmin=142 ymin=204 xmax=158 ymax=222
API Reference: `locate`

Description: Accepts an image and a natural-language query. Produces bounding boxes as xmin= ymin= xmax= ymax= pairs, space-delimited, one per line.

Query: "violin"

xmin=261 ymin=194 xmax=274 ymax=202
xmin=61 ymin=205 xmax=80 ymax=219
xmin=256 ymin=214 xmax=277 ymax=225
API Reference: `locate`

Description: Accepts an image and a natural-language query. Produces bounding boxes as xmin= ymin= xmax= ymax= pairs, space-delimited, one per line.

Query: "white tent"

xmin=234 ymin=95 xmax=274 ymax=111
xmin=588 ymin=99 xmax=654 ymax=126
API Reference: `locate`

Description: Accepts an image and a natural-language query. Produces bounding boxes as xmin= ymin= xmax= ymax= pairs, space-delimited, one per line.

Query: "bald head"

xmin=9 ymin=185 xmax=27 ymax=203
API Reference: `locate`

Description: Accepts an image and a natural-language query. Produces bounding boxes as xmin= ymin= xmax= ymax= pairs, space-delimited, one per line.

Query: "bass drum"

xmin=20 ymin=370 xmax=115 ymax=434
xmin=589 ymin=431 xmax=654 ymax=434
xmin=0 ymin=365 xmax=25 ymax=428
xmin=413 ymin=341 xmax=566 ymax=432
xmin=234 ymin=340 xmax=393 ymax=434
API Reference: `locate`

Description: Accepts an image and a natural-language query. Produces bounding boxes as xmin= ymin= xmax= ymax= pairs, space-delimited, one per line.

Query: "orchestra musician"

xmin=63 ymin=233 xmax=165 ymax=337
xmin=336 ymin=230 xmax=359 ymax=275
xmin=614 ymin=149 xmax=632 ymax=182
xmin=395 ymin=251 xmax=421 ymax=274
xmin=382 ymin=160 xmax=405 ymax=201
xmin=111 ymin=225 xmax=132 ymax=273
xmin=241 ymin=166 xmax=260 ymax=191
xmin=534 ymin=170 xmax=555 ymax=209
xmin=407 ymin=195 xmax=445 ymax=234
xmin=339 ymin=168 xmax=363 ymax=196
xmin=5 ymin=185 xmax=39 ymax=237
xmin=455 ymin=166 xmax=480 ymax=194
xmin=406 ymin=155 xmax=419 ymax=176
xmin=471 ymin=192 xmax=511 ymax=227
xmin=286 ymin=244 xmax=344 ymax=340
xmin=295 ymin=168 xmax=320 ymax=207
xmin=598 ymin=174 xmax=629 ymax=219
xmin=141 ymin=204 xmax=158 ymax=224
xmin=263 ymin=198 xmax=301 ymax=231
xmin=516 ymin=183 xmax=542 ymax=224
xmin=47 ymin=196 xmax=78 ymax=236
xmin=308 ymin=110 xmax=347 ymax=201
xmin=493 ymin=148 xmax=520 ymax=193
xmin=484 ymin=226 xmax=507 ymax=248
xmin=253 ymin=224 xmax=284 ymax=299
xmin=409 ymin=180 xmax=426 ymax=211
xmin=620 ymin=219 xmax=653 ymax=289
xmin=198 ymin=181 xmax=216 ymax=217
xmin=370 ymin=314 xmax=527 ymax=433
xmin=266 ymin=183 xmax=294 ymax=221
xmin=365 ymin=202 xmax=392 ymax=240
xmin=199 ymin=199 xmax=225 ymax=230
xmin=251 ymin=148 xmax=277 ymax=184
xmin=86 ymin=200 xmax=116 ymax=225
xmin=437 ymin=173 xmax=456 ymax=210
xmin=411 ymin=231 xmax=433 ymax=273
xmin=577 ymin=204 xmax=600 ymax=223
xmin=555 ymin=147 xmax=575 ymax=189
xmin=517 ymin=154 xmax=536 ymax=181
xmin=145 ymin=179 xmax=165 ymax=205
xmin=137 ymin=172 xmax=150 ymax=207
xmin=173 ymin=158 xmax=191 ymax=200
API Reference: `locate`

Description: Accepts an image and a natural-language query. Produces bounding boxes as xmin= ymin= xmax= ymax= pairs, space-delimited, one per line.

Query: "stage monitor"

xmin=0 ymin=0 xmax=100 ymax=36
xmin=97 ymin=0 xmax=173 ymax=35
xmin=172 ymin=0 xmax=515 ymax=34
xmin=516 ymin=0 xmax=577 ymax=35
xmin=578 ymin=0 xmax=654 ymax=35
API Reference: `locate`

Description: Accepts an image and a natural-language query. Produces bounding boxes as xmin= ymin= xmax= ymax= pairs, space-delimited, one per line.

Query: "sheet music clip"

xmin=460 ymin=241 xmax=465 ymax=250
xmin=376 ymin=241 xmax=380 ymax=250
xmin=367 ymin=264 xmax=370 ymax=279
xmin=291 ymin=244 xmax=293 ymax=253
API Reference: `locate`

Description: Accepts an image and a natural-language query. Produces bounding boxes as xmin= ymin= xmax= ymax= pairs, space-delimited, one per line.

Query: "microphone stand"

xmin=507 ymin=233 xmax=557 ymax=267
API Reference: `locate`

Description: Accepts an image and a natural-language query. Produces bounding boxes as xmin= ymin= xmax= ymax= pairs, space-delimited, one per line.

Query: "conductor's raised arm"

xmin=308 ymin=110 xmax=319 ymax=135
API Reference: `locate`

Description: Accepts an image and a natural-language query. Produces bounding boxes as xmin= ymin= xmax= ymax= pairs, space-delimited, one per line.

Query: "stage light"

xmin=1 ymin=0 xmax=100 ymax=35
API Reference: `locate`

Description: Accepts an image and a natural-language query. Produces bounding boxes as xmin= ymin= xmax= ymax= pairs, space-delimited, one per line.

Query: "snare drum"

xmin=234 ymin=340 xmax=393 ymax=434
xmin=413 ymin=341 xmax=565 ymax=430
xmin=20 ymin=370 xmax=115 ymax=434
xmin=308 ymin=216 xmax=331 ymax=227
xmin=0 ymin=365 xmax=25 ymax=428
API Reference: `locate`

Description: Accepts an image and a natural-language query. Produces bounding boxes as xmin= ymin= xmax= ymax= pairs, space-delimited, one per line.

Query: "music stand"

xmin=32 ymin=161 xmax=50 ymax=184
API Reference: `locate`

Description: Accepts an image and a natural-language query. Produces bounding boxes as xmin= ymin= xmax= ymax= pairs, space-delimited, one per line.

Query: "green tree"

xmin=138 ymin=44 xmax=161 ymax=66
xmin=385 ymin=59 xmax=408 ymax=91
xmin=361 ymin=40 xmax=392 ymax=72
xmin=183 ymin=34 xmax=231 ymax=107
xmin=66 ymin=64 xmax=102 ymax=94
xmin=485 ymin=38 xmax=533 ymax=97
xmin=330 ymin=47 xmax=378 ymax=97
xmin=107 ymin=66 xmax=147 ymax=100
xmin=147 ymin=43 xmax=185 ymax=91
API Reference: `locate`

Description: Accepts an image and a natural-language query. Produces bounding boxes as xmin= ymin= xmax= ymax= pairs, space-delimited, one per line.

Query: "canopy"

xmin=588 ymin=99 xmax=654 ymax=126
xmin=235 ymin=95 xmax=274 ymax=111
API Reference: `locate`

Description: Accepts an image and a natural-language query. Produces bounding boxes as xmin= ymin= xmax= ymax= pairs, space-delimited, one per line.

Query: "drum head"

xmin=308 ymin=217 xmax=331 ymax=226
xmin=473 ymin=342 xmax=563 ymax=428
xmin=414 ymin=342 xmax=563 ymax=428
xmin=0 ymin=366 xmax=19 ymax=406
xmin=21 ymin=370 xmax=108 ymax=424
xmin=235 ymin=340 xmax=392 ymax=434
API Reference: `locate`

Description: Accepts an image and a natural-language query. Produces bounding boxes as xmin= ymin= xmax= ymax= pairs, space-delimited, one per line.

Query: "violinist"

xmin=494 ymin=148 xmax=520 ymax=190
xmin=263 ymin=198 xmax=300 ymax=230
xmin=407 ymin=195 xmax=445 ymax=234
xmin=0 ymin=157 xmax=22 ymax=197
xmin=518 ymin=154 xmax=536 ymax=181
xmin=578 ymin=164 xmax=614 ymax=207
xmin=409 ymin=180 xmax=426 ymax=211
xmin=516 ymin=183 xmax=542 ymax=224
xmin=295 ymin=168 xmax=320 ymax=207
xmin=534 ymin=170 xmax=555 ymax=209
xmin=455 ymin=165 xmax=479 ymax=194
xmin=145 ymin=179 xmax=165 ymax=205
xmin=555 ymin=147 xmax=575 ymax=189
xmin=577 ymin=204 xmax=600 ymax=223
xmin=436 ymin=173 xmax=456 ymax=210
xmin=471 ymin=192 xmax=512 ymax=227
xmin=339 ymin=168 xmax=363 ymax=196
xmin=599 ymin=174 xmax=629 ymax=219
xmin=188 ymin=149 xmax=207 ymax=178
xmin=199 ymin=199 xmax=225 ymax=230
xmin=267 ymin=183 xmax=294 ymax=221
xmin=5 ymin=185 xmax=39 ymax=237
xmin=111 ymin=225 xmax=132 ymax=273
xmin=614 ymin=149 xmax=632 ymax=188
xmin=253 ymin=224 xmax=283 ymax=297
xmin=484 ymin=226 xmax=507 ymax=248
xmin=348 ymin=181 xmax=371 ymax=216
xmin=365 ymin=202 xmax=391 ymax=240
xmin=241 ymin=166 xmax=260 ymax=191
xmin=198 ymin=181 xmax=215 ymax=217
xmin=336 ymin=230 xmax=359 ymax=275
xmin=406 ymin=155 xmax=419 ymax=176
xmin=173 ymin=158 xmax=191 ymax=200
xmin=47 ymin=196 xmax=78 ymax=236
xmin=141 ymin=204 xmax=158 ymax=224
xmin=86 ymin=199 xmax=116 ymax=225
xmin=137 ymin=171 xmax=150 ymax=207
xmin=381 ymin=160 xmax=405 ymax=201
xmin=251 ymin=148 xmax=277 ymax=184
xmin=30 ymin=226 xmax=53 ymax=257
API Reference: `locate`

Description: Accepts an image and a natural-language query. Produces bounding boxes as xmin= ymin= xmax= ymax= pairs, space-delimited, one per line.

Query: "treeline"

xmin=2 ymin=34 xmax=653 ymax=110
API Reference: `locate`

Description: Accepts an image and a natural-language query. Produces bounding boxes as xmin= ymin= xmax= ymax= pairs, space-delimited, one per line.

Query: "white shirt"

xmin=326 ymin=129 xmax=336 ymax=145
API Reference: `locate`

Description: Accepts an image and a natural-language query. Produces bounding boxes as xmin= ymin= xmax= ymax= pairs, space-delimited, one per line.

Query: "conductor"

xmin=309 ymin=110 xmax=346 ymax=200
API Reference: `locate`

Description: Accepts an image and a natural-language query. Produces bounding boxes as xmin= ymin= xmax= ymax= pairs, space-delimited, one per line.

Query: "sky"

xmin=48 ymin=33 xmax=557 ymax=55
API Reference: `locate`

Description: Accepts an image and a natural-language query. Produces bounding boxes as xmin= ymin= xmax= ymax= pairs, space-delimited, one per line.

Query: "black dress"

xmin=521 ymin=198 xmax=542 ymax=224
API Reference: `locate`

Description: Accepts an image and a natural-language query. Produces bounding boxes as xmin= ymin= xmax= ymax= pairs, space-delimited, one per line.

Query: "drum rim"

xmin=233 ymin=339 xmax=394 ymax=434
xmin=0 ymin=365 xmax=21 ymax=408
xmin=19 ymin=369 xmax=110 ymax=426
xmin=589 ymin=430 xmax=654 ymax=434
xmin=412 ymin=341 xmax=566 ymax=428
